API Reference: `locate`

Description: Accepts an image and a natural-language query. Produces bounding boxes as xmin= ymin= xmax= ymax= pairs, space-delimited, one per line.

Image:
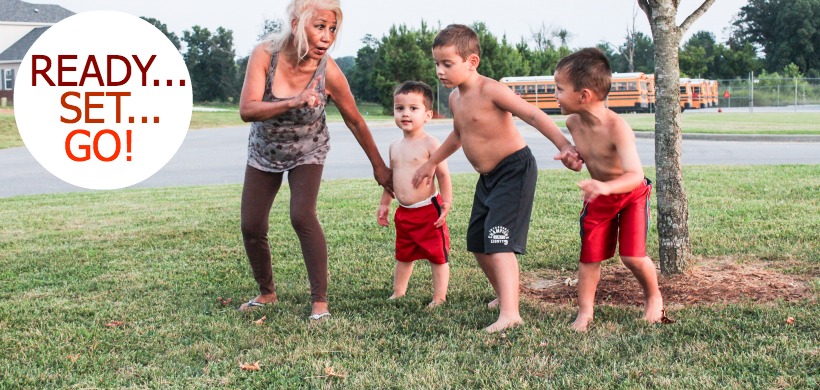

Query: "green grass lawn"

xmin=3 ymin=108 xmax=818 ymax=150
xmin=1 ymin=166 xmax=817 ymax=388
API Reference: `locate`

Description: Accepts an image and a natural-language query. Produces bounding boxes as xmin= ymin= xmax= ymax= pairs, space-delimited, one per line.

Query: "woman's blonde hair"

xmin=263 ymin=0 xmax=343 ymax=60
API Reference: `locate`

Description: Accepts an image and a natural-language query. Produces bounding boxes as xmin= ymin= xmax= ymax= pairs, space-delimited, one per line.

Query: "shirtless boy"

xmin=413 ymin=24 xmax=582 ymax=333
xmin=553 ymin=48 xmax=664 ymax=332
xmin=378 ymin=81 xmax=452 ymax=308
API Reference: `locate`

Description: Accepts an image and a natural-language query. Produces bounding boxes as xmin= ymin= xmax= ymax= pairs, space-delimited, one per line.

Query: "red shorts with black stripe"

xmin=394 ymin=194 xmax=450 ymax=264
xmin=579 ymin=178 xmax=652 ymax=263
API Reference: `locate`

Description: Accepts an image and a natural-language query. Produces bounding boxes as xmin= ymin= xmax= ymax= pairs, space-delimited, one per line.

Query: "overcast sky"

xmin=30 ymin=0 xmax=748 ymax=58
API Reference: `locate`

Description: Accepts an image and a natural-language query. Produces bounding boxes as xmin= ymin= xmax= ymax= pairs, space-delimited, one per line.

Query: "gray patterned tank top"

xmin=247 ymin=51 xmax=330 ymax=172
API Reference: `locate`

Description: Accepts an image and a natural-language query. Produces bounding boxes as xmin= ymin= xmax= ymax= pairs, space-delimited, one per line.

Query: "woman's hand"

xmin=374 ymin=165 xmax=394 ymax=195
xmin=290 ymin=76 xmax=323 ymax=109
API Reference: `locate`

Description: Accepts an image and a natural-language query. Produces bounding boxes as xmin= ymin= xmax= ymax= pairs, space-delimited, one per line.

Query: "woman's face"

xmin=301 ymin=9 xmax=337 ymax=60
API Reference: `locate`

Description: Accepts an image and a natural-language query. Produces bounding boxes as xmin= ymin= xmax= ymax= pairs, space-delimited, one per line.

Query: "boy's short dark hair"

xmin=433 ymin=24 xmax=480 ymax=60
xmin=555 ymin=48 xmax=612 ymax=99
xmin=393 ymin=81 xmax=434 ymax=111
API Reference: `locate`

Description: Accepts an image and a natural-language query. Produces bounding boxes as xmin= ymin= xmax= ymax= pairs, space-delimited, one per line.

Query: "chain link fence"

xmin=717 ymin=77 xmax=820 ymax=111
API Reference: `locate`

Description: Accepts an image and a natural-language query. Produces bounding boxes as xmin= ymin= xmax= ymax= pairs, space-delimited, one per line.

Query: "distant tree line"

xmin=140 ymin=0 xmax=818 ymax=105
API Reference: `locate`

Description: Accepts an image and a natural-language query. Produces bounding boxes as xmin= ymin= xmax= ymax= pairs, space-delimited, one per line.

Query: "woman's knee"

xmin=290 ymin=210 xmax=319 ymax=235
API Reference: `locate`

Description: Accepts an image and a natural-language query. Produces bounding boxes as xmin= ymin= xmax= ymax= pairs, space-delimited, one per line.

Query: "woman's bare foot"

xmin=571 ymin=313 xmax=594 ymax=332
xmin=643 ymin=295 xmax=664 ymax=323
xmin=311 ymin=301 xmax=329 ymax=317
xmin=484 ymin=315 xmax=523 ymax=333
xmin=487 ymin=298 xmax=499 ymax=309
xmin=427 ymin=298 xmax=446 ymax=309
xmin=237 ymin=293 xmax=278 ymax=311
xmin=388 ymin=293 xmax=404 ymax=300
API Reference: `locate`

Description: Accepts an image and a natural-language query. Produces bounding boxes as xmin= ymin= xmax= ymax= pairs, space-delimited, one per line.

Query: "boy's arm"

xmin=377 ymin=189 xmax=393 ymax=227
xmin=490 ymin=81 xmax=583 ymax=171
xmin=433 ymin=146 xmax=453 ymax=228
xmin=578 ymin=125 xmax=645 ymax=200
xmin=412 ymin=129 xmax=461 ymax=188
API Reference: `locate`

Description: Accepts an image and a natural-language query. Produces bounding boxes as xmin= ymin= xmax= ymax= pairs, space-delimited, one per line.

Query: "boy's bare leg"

xmin=475 ymin=255 xmax=501 ymax=309
xmin=572 ymin=262 xmax=601 ymax=332
xmin=390 ymin=261 xmax=414 ymax=299
xmin=428 ymin=262 xmax=450 ymax=308
xmin=475 ymin=252 xmax=523 ymax=333
xmin=621 ymin=256 xmax=664 ymax=322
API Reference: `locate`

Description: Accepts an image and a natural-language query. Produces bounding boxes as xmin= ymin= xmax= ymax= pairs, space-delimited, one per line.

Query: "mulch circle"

xmin=522 ymin=257 xmax=815 ymax=307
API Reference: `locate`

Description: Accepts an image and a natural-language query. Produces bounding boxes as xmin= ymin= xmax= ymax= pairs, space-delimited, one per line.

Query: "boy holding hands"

xmin=552 ymin=48 xmax=664 ymax=332
xmin=413 ymin=24 xmax=581 ymax=333
xmin=378 ymin=81 xmax=452 ymax=309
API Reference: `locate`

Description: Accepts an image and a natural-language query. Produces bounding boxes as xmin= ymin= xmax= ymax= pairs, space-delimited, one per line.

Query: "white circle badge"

xmin=14 ymin=11 xmax=192 ymax=190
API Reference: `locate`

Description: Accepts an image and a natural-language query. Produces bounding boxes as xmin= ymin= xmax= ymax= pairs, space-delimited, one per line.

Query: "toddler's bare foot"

xmin=571 ymin=313 xmax=594 ymax=332
xmin=484 ymin=315 xmax=523 ymax=333
xmin=388 ymin=293 xmax=404 ymax=300
xmin=487 ymin=298 xmax=499 ymax=309
xmin=427 ymin=298 xmax=446 ymax=309
xmin=643 ymin=295 xmax=665 ymax=323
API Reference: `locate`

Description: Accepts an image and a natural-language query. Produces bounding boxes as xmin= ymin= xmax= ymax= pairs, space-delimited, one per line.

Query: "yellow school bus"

xmin=499 ymin=72 xmax=652 ymax=114
xmin=679 ymin=78 xmax=694 ymax=110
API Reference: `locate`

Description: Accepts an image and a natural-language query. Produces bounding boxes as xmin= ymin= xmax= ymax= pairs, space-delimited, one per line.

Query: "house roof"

xmin=0 ymin=0 xmax=74 ymax=24
xmin=0 ymin=26 xmax=48 ymax=61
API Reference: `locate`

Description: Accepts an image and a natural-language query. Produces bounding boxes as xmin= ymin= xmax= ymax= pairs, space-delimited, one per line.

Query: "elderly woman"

xmin=237 ymin=0 xmax=391 ymax=318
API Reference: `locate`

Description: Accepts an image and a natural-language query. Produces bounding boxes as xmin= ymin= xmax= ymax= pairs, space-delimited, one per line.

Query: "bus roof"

xmin=612 ymin=72 xmax=646 ymax=79
xmin=499 ymin=76 xmax=555 ymax=83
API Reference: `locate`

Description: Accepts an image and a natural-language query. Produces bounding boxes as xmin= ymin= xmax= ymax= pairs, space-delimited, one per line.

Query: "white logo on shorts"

xmin=488 ymin=226 xmax=510 ymax=246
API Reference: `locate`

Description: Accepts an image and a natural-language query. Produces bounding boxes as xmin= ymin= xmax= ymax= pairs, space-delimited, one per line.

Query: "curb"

xmin=631 ymin=131 xmax=820 ymax=143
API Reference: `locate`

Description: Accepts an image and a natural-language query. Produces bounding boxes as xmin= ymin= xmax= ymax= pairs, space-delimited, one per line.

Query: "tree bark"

xmin=638 ymin=0 xmax=714 ymax=274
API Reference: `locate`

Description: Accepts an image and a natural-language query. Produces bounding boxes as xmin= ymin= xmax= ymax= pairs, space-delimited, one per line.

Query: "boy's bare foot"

xmin=388 ymin=293 xmax=404 ymax=300
xmin=487 ymin=298 xmax=500 ymax=309
xmin=484 ymin=315 xmax=523 ymax=333
xmin=237 ymin=294 xmax=278 ymax=312
xmin=571 ymin=314 xmax=594 ymax=332
xmin=427 ymin=298 xmax=446 ymax=309
xmin=643 ymin=295 xmax=665 ymax=323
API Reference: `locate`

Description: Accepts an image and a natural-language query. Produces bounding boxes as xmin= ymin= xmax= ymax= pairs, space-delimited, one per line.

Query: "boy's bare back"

xmin=390 ymin=134 xmax=441 ymax=206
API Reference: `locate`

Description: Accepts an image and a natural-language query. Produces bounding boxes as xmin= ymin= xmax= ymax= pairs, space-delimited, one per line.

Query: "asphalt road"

xmin=1 ymin=120 xmax=818 ymax=198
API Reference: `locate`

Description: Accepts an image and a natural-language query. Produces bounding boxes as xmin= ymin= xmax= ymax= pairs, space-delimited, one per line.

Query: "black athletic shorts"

xmin=466 ymin=146 xmax=537 ymax=254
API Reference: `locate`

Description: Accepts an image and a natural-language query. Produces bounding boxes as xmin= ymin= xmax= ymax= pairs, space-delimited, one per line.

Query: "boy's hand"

xmin=412 ymin=162 xmax=435 ymax=189
xmin=554 ymin=145 xmax=584 ymax=172
xmin=377 ymin=205 xmax=390 ymax=226
xmin=434 ymin=201 xmax=450 ymax=228
xmin=577 ymin=179 xmax=611 ymax=201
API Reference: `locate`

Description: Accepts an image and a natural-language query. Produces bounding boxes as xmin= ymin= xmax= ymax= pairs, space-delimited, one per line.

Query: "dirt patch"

xmin=522 ymin=257 xmax=815 ymax=308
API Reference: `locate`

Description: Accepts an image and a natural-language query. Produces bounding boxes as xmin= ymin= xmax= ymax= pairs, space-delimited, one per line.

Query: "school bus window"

xmin=547 ymin=84 xmax=555 ymax=94
xmin=617 ymin=82 xmax=627 ymax=91
xmin=610 ymin=84 xmax=616 ymax=92
xmin=514 ymin=85 xmax=525 ymax=94
xmin=526 ymin=85 xmax=535 ymax=94
xmin=537 ymin=84 xmax=546 ymax=94
xmin=693 ymin=86 xmax=701 ymax=93
xmin=680 ymin=86 xmax=687 ymax=93
xmin=628 ymin=82 xmax=636 ymax=91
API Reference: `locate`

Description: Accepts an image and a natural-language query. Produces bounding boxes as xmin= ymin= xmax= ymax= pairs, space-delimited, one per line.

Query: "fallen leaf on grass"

xmin=564 ymin=277 xmax=578 ymax=287
xmin=105 ymin=320 xmax=124 ymax=327
xmin=659 ymin=309 xmax=676 ymax=324
xmin=66 ymin=354 xmax=80 ymax=362
xmin=240 ymin=361 xmax=261 ymax=371
xmin=253 ymin=315 xmax=267 ymax=325
xmin=538 ymin=342 xmax=549 ymax=347
xmin=785 ymin=317 xmax=795 ymax=324
xmin=324 ymin=365 xmax=347 ymax=379
xmin=218 ymin=297 xmax=232 ymax=306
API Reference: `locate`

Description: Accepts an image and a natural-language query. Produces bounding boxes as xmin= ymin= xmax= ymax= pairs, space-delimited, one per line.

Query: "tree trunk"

xmin=639 ymin=0 xmax=714 ymax=274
